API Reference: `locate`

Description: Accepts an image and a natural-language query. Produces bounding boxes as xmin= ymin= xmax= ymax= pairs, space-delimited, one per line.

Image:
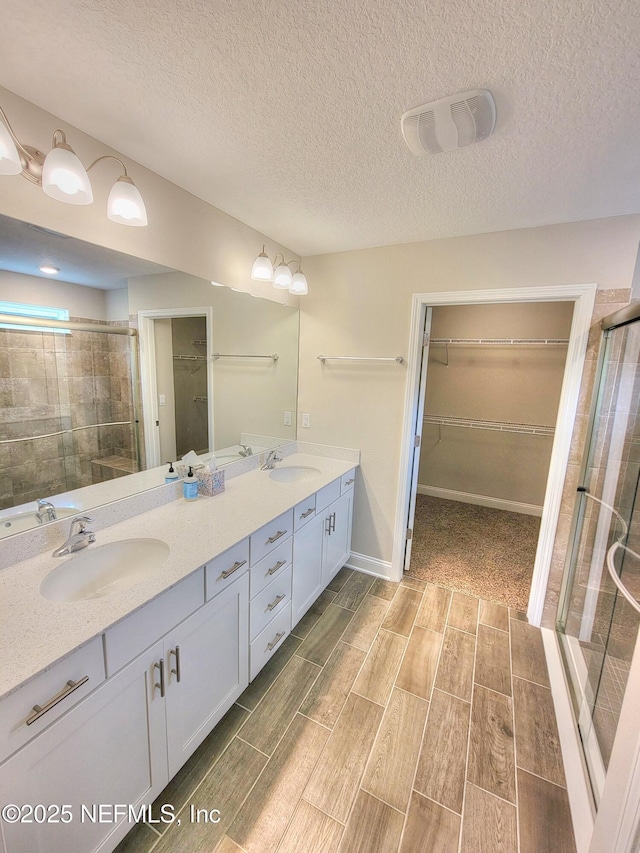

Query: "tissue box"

xmin=197 ymin=467 xmax=225 ymax=497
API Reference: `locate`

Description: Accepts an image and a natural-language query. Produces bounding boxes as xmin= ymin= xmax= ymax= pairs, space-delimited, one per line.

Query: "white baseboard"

xmin=541 ymin=628 xmax=594 ymax=853
xmin=345 ymin=551 xmax=393 ymax=580
xmin=417 ymin=484 xmax=543 ymax=517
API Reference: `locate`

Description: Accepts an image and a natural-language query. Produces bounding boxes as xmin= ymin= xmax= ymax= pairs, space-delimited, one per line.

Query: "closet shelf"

xmin=423 ymin=414 xmax=555 ymax=437
xmin=430 ymin=338 xmax=569 ymax=346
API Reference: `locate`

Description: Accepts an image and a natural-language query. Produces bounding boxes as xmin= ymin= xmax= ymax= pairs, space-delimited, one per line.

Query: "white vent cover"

xmin=401 ymin=89 xmax=496 ymax=155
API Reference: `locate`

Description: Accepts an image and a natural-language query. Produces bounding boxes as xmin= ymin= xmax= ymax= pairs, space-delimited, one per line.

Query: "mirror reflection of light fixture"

xmin=250 ymin=246 xmax=309 ymax=295
xmin=0 ymin=105 xmax=148 ymax=226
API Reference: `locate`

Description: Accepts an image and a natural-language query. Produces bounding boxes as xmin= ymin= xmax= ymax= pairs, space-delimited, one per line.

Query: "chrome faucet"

xmin=239 ymin=444 xmax=253 ymax=457
xmin=261 ymin=450 xmax=282 ymax=470
xmin=52 ymin=516 xmax=96 ymax=557
xmin=35 ymin=500 xmax=57 ymax=524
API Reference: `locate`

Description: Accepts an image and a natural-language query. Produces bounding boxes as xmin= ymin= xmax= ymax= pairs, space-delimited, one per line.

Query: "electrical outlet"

xmin=283 ymin=411 xmax=292 ymax=426
xmin=159 ymin=394 xmax=166 ymax=407
xmin=302 ymin=412 xmax=311 ymax=428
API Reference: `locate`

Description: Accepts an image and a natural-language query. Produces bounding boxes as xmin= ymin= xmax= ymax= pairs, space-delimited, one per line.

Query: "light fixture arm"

xmin=0 ymin=106 xmax=34 ymax=161
xmin=86 ymin=154 xmax=129 ymax=178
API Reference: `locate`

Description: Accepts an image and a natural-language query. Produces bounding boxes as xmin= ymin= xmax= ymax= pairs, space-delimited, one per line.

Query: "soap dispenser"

xmin=165 ymin=462 xmax=179 ymax=483
xmin=183 ymin=466 xmax=199 ymax=501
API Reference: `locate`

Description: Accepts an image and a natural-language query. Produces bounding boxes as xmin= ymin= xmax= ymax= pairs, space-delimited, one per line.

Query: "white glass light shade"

xmin=251 ymin=252 xmax=274 ymax=281
xmin=273 ymin=263 xmax=293 ymax=289
xmin=42 ymin=145 xmax=93 ymax=204
xmin=107 ymin=176 xmax=148 ymax=226
xmin=0 ymin=122 xmax=21 ymax=175
xmin=289 ymin=271 xmax=308 ymax=295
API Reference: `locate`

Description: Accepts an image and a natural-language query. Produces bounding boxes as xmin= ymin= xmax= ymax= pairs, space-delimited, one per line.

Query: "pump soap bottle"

xmin=165 ymin=462 xmax=179 ymax=483
xmin=183 ymin=466 xmax=199 ymax=501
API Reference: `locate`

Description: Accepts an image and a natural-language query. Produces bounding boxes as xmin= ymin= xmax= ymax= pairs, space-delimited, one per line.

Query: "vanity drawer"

xmin=250 ymin=509 xmax=293 ymax=566
xmin=294 ymin=495 xmax=317 ymax=531
xmin=0 ymin=636 xmax=105 ymax=764
xmin=250 ymin=603 xmax=291 ymax=681
xmin=105 ymin=569 xmax=204 ymax=675
xmin=250 ymin=566 xmax=292 ymax=641
xmin=205 ymin=538 xmax=250 ymax=601
xmin=315 ymin=479 xmax=341 ymax=513
xmin=250 ymin=537 xmax=292 ymax=599
xmin=341 ymin=469 xmax=356 ymax=494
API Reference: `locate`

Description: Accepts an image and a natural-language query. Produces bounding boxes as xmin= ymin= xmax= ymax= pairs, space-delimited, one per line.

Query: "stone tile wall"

xmin=0 ymin=319 xmax=137 ymax=510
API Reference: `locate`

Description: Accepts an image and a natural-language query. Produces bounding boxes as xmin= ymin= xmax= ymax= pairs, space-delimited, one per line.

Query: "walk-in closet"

xmin=406 ymin=301 xmax=574 ymax=610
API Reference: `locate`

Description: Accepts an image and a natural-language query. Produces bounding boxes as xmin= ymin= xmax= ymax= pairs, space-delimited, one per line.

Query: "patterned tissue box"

xmin=197 ymin=467 xmax=225 ymax=497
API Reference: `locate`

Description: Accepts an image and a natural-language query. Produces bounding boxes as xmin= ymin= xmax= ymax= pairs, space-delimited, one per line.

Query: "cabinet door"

xmin=0 ymin=642 xmax=168 ymax=853
xmin=164 ymin=572 xmax=249 ymax=777
xmin=292 ymin=513 xmax=324 ymax=625
xmin=322 ymin=490 xmax=353 ymax=585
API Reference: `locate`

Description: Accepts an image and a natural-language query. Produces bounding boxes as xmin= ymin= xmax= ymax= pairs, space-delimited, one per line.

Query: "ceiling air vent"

xmin=401 ymin=89 xmax=496 ymax=155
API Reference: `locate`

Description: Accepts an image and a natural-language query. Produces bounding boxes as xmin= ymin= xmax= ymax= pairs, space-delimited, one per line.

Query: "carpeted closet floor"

xmin=407 ymin=495 xmax=540 ymax=611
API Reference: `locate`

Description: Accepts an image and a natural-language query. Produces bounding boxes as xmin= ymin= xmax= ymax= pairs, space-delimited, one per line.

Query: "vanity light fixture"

xmin=250 ymin=246 xmax=309 ymax=295
xmin=0 ymin=105 xmax=148 ymax=226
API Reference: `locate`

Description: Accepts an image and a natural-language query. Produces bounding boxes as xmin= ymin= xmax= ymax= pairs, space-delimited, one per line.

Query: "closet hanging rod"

xmin=317 ymin=355 xmax=404 ymax=363
xmin=172 ymin=354 xmax=208 ymax=361
xmin=430 ymin=337 xmax=569 ymax=346
xmin=212 ymin=353 xmax=278 ymax=361
xmin=423 ymin=414 xmax=555 ymax=436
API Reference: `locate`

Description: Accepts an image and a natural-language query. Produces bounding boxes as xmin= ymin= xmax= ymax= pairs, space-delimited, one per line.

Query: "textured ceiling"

xmin=0 ymin=0 xmax=639 ymax=256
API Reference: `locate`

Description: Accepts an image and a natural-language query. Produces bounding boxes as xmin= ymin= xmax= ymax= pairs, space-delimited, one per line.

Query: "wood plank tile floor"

xmin=116 ymin=568 xmax=576 ymax=853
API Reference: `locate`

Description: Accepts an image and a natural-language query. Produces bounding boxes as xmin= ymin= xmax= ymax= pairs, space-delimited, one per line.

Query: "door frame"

xmin=138 ymin=306 xmax=215 ymax=469
xmin=392 ymin=283 xmax=597 ymax=625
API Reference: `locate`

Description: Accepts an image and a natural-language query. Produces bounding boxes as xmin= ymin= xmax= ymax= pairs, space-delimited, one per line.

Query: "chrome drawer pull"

xmin=267 ymin=559 xmax=287 ymax=576
xmin=26 ymin=676 xmax=90 ymax=726
xmin=330 ymin=512 xmax=336 ymax=533
xmin=220 ymin=559 xmax=247 ymax=580
xmin=266 ymin=593 xmax=286 ymax=612
xmin=170 ymin=646 xmax=181 ymax=683
xmin=154 ymin=659 xmax=165 ymax=698
xmin=266 ymin=530 xmax=287 ymax=545
xmin=345 ymin=478 xmax=355 ymax=486
xmin=301 ymin=507 xmax=314 ymax=518
xmin=267 ymin=631 xmax=286 ymax=651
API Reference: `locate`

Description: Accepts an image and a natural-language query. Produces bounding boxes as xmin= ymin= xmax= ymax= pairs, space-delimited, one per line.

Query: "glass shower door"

xmin=557 ymin=316 xmax=640 ymax=805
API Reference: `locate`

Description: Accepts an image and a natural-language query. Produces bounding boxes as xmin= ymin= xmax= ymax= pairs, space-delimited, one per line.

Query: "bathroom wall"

xmin=299 ymin=215 xmax=640 ymax=622
xmin=418 ymin=301 xmax=574 ymax=510
xmin=0 ymin=270 xmax=108 ymax=319
xmin=0 ymin=86 xmax=299 ymax=304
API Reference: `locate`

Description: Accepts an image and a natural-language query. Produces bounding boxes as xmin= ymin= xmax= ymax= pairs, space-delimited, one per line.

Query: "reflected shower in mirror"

xmin=0 ymin=213 xmax=299 ymax=537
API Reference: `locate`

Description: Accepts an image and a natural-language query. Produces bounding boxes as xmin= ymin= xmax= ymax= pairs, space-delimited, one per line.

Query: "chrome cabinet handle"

xmin=170 ymin=646 xmax=181 ymax=683
xmin=301 ymin=507 xmax=314 ymax=518
xmin=345 ymin=478 xmax=355 ymax=486
xmin=325 ymin=516 xmax=332 ymax=535
xmin=154 ymin=659 xmax=165 ymax=698
xmin=267 ymin=559 xmax=287 ymax=576
xmin=267 ymin=530 xmax=287 ymax=545
xmin=25 ymin=676 xmax=89 ymax=726
xmin=266 ymin=593 xmax=286 ymax=612
xmin=267 ymin=631 xmax=285 ymax=651
xmin=219 ymin=559 xmax=247 ymax=580
xmin=330 ymin=512 xmax=336 ymax=533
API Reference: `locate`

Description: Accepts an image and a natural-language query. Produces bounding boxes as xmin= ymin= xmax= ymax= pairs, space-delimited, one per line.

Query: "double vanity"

xmin=0 ymin=449 xmax=358 ymax=853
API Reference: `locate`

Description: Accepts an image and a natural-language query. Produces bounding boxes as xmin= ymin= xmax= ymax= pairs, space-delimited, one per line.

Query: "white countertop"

xmin=0 ymin=453 xmax=356 ymax=701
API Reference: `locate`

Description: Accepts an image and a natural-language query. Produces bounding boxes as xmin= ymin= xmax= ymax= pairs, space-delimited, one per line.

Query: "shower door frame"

xmin=393 ymin=283 xmax=597 ymax=626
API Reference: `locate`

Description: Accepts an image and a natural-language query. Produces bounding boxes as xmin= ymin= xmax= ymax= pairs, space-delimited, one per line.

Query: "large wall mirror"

xmin=0 ymin=213 xmax=299 ymax=537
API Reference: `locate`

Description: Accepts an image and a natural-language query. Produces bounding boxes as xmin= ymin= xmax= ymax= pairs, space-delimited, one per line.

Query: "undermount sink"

xmin=269 ymin=465 xmax=323 ymax=483
xmin=40 ymin=539 xmax=170 ymax=602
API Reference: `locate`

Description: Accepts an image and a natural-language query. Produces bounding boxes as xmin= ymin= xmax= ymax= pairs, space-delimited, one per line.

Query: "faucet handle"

xmin=70 ymin=515 xmax=93 ymax=534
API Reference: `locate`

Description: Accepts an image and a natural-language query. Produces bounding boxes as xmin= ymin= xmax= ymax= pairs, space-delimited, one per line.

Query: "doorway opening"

xmin=407 ymin=301 xmax=573 ymax=611
xmin=394 ymin=284 xmax=597 ymax=624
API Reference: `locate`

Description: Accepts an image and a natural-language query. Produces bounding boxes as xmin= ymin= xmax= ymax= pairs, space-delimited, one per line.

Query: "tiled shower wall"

xmin=0 ymin=319 xmax=137 ymax=511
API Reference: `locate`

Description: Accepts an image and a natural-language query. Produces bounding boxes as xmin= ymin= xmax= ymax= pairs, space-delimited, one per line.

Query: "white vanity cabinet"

xmin=0 ymin=639 xmax=169 ymax=853
xmin=292 ymin=469 xmax=355 ymax=624
xmin=0 ymin=571 xmax=249 ymax=853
